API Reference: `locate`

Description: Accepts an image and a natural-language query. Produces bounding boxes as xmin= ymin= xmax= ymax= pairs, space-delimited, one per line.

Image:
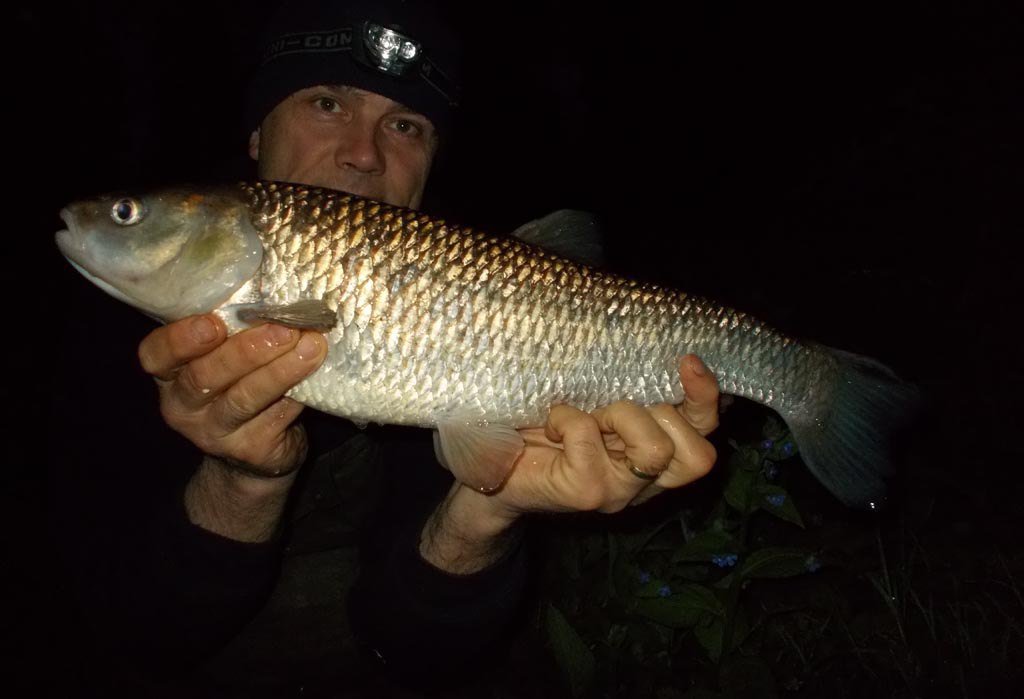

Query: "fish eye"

xmin=111 ymin=198 xmax=145 ymax=226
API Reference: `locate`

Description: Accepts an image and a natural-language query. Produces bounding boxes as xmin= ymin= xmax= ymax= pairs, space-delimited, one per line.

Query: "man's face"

xmin=250 ymin=85 xmax=438 ymax=210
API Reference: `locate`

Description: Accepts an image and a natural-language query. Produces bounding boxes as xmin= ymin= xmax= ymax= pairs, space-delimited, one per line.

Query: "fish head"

xmin=55 ymin=187 xmax=263 ymax=322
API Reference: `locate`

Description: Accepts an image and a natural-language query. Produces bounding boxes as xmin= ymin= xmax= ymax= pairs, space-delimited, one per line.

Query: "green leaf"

xmin=694 ymin=607 xmax=750 ymax=663
xmin=761 ymin=414 xmax=789 ymax=442
xmin=621 ymin=528 xmax=658 ymax=554
xmin=728 ymin=606 xmax=752 ymax=650
xmin=724 ymin=467 xmax=758 ymax=513
xmin=727 ymin=441 xmax=763 ymax=472
xmin=693 ymin=616 xmax=724 ymax=661
xmin=606 ymin=623 xmax=629 ymax=649
xmin=712 ymin=572 xmax=736 ymax=590
xmin=544 ymin=603 xmax=596 ymax=697
xmin=634 ymin=577 xmax=674 ymax=598
xmin=634 ymin=584 xmax=724 ymax=628
xmin=739 ymin=547 xmax=814 ymax=580
xmin=756 ymin=485 xmax=804 ymax=528
xmin=673 ymin=564 xmax=714 ymax=582
xmin=671 ymin=530 xmax=738 ymax=564
xmin=615 ymin=560 xmax=645 ymax=595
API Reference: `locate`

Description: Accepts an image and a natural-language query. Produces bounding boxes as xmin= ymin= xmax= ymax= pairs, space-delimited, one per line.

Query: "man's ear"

xmin=248 ymin=129 xmax=260 ymax=161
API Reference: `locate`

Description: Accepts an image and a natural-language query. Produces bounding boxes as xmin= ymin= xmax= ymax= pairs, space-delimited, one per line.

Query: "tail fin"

xmin=784 ymin=348 xmax=920 ymax=508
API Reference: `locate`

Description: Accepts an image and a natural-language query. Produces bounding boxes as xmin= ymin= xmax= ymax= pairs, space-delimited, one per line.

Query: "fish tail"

xmin=783 ymin=347 xmax=920 ymax=508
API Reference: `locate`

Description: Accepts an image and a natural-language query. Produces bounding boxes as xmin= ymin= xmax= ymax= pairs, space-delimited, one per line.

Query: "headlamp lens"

xmin=361 ymin=22 xmax=422 ymax=77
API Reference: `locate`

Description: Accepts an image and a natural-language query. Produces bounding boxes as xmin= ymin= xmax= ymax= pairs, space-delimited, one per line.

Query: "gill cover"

xmin=56 ymin=188 xmax=263 ymax=322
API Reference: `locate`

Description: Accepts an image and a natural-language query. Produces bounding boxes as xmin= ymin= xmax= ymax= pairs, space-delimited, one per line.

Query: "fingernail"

xmin=295 ymin=333 xmax=322 ymax=360
xmin=267 ymin=324 xmax=294 ymax=346
xmin=689 ymin=355 xmax=707 ymax=376
xmin=191 ymin=317 xmax=218 ymax=344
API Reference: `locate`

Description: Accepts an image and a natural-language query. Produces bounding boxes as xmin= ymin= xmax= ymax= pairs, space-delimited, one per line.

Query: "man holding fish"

xmin=71 ymin=0 xmax=721 ymax=682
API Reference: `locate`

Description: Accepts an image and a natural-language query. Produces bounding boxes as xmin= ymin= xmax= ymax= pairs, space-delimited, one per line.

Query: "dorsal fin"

xmin=511 ymin=210 xmax=604 ymax=267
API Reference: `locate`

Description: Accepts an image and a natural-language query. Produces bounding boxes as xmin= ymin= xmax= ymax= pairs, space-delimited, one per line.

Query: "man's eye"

xmin=392 ymin=119 xmax=423 ymax=137
xmin=316 ymin=97 xmax=340 ymax=112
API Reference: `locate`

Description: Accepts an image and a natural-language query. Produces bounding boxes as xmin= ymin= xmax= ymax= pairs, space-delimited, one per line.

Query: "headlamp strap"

xmin=259 ymin=23 xmax=458 ymax=106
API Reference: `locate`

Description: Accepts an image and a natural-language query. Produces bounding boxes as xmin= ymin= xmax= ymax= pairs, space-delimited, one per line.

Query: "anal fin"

xmin=433 ymin=422 xmax=525 ymax=493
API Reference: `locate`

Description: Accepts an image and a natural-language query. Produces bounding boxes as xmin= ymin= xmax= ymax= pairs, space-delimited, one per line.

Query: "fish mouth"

xmin=55 ymin=209 xmax=99 ymax=279
xmin=54 ymin=210 xmax=142 ymax=308
xmin=54 ymin=209 xmax=81 ymax=260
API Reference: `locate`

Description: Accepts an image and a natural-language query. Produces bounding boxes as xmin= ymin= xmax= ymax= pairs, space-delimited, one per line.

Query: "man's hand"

xmin=137 ymin=314 xmax=327 ymax=541
xmin=420 ymin=355 xmax=720 ymax=573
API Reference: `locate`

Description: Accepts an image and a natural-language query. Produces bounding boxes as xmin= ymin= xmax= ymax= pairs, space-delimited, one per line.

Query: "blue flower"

xmin=782 ymin=442 xmax=795 ymax=456
xmin=762 ymin=463 xmax=779 ymax=480
xmin=711 ymin=553 xmax=738 ymax=568
xmin=805 ymin=555 xmax=822 ymax=573
xmin=638 ymin=571 xmax=651 ymax=584
xmin=657 ymin=585 xmax=672 ymax=598
xmin=766 ymin=494 xmax=786 ymax=508
xmin=760 ymin=439 xmax=774 ymax=450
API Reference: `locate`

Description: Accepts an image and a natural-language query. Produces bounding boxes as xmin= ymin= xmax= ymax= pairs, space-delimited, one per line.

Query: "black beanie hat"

xmin=244 ymin=0 xmax=461 ymax=137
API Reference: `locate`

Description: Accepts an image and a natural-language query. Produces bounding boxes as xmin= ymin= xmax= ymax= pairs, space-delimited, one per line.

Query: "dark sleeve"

xmin=52 ymin=456 xmax=284 ymax=675
xmin=47 ymin=301 xmax=285 ymax=677
xmin=347 ymin=427 xmax=530 ymax=686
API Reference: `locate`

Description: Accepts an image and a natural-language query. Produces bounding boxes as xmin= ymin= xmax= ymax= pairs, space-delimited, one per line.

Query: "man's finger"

xmin=168 ymin=324 xmax=305 ymax=411
xmin=209 ymin=332 xmax=327 ymax=431
xmin=139 ymin=315 xmax=227 ymax=380
xmin=677 ymin=354 xmax=721 ymax=437
xmin=217 ymin=398 xmax=309 ymax=474
xmin=591 ymin=401 xmax=675 ymax=479
xmin=630 ymin=483 xmax=664 ymax=507
xmin=542 ymin=405 xmax=633 ymax=513
xmin=544 ymin=404 xmax=605 ymax=468
xmin=646 ymin=404 xmax=718 ymax=489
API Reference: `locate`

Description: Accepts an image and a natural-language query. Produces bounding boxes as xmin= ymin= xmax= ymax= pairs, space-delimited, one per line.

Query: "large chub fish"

xmin=55 ymin=182 xmax=917 ymax=506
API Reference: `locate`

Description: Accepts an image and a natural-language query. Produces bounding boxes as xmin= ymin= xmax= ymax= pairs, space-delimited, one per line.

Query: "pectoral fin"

xmin=433 ymin=422 xmax=525 ymax=493
xmin=233 ymin=300 xmax=338 ymax=331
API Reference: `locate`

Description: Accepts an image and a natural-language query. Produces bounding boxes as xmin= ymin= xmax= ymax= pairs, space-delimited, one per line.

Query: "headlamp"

xmin=355 ymin=21 xmax=423 ymax=78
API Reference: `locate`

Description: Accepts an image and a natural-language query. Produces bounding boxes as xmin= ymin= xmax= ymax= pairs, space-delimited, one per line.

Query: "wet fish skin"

xmin=55 ymin=181 xmax=917 ymax=506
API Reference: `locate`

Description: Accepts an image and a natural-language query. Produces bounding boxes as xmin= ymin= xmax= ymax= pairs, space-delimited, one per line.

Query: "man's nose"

xmin=335 ymin=120 xmax=384 ymax=174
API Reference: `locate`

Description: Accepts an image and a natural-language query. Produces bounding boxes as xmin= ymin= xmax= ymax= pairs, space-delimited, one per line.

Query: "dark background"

xmin=7 ymin=0 xmax=1021 ymax=694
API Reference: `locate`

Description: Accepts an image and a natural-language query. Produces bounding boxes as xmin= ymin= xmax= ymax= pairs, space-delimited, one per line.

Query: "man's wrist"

xmin=418 ymin=483 xmax=522 ymax=575
xmin=184 ymin=455 xmax=297 ymax=543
